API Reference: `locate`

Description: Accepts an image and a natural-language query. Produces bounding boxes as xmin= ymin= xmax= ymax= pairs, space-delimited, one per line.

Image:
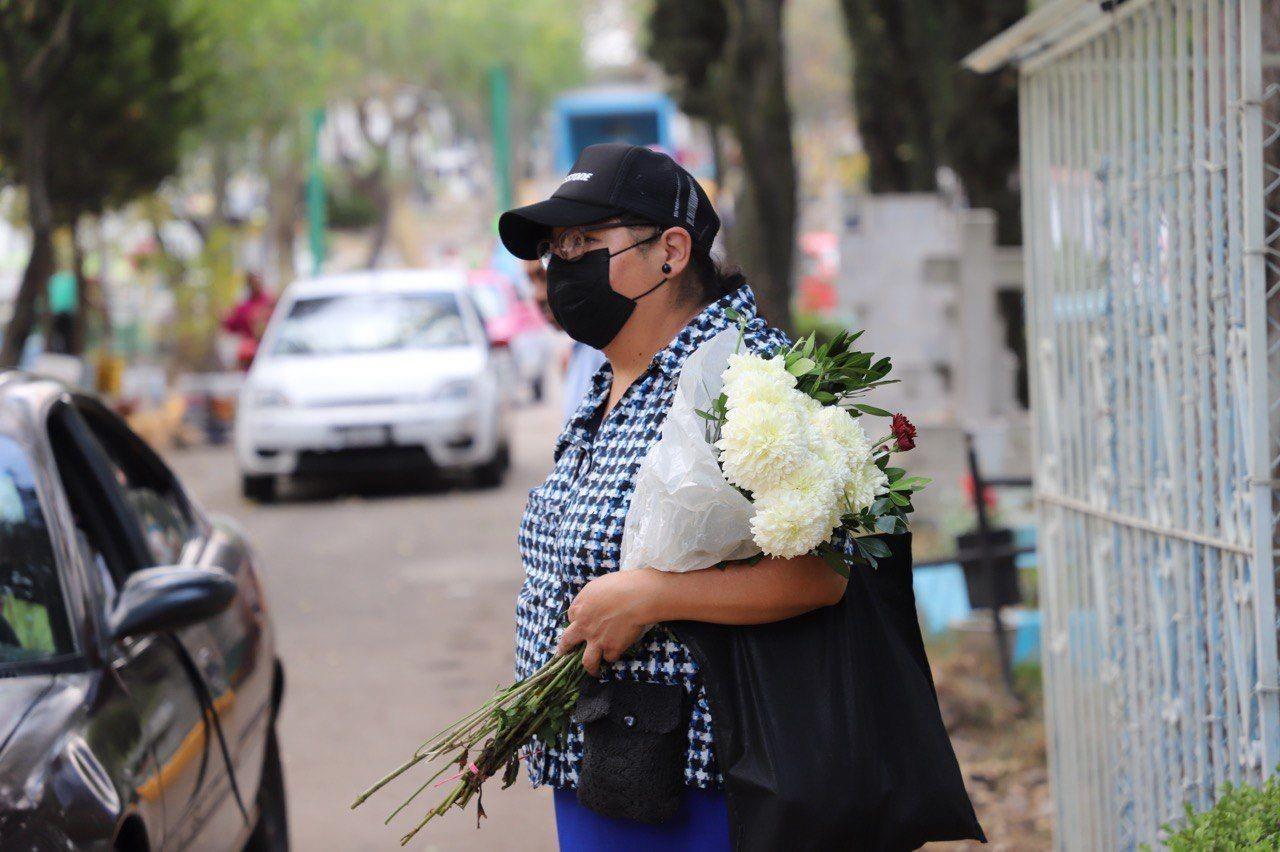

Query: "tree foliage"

xmin=0 ymin=0 xmax=212 ymax=363
xmin=839 ymin=0 xmax=942 ymax=194
xmin=645 ymin=0 xmax=728 ymax=126
xmin=839 ymin=0 xmax=1022 ymax=243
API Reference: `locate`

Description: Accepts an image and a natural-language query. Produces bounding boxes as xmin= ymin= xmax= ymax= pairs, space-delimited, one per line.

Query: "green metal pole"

xmin=489 ymin=65 xmax=513 ymax=216
xmin=307 ymin=106 xmax=327 ymax=275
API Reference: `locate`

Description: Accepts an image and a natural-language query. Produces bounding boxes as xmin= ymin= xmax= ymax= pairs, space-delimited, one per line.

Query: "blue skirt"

xmin=553 ymin=786 xmax=732 ymax=852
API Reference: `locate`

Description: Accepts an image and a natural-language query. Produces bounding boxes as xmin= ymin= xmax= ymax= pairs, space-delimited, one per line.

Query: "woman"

xmin=500 ymin=142 xmax=851 ymax=848
xmin=499 ymin=144 xmax=983 ymax=851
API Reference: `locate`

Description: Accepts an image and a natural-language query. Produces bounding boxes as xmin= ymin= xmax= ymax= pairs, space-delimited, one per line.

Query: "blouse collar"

xmin=555 ymin=284 xmax=760 ymax=459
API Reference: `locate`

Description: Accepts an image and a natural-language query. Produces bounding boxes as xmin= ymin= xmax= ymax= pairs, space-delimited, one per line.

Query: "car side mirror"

xmin=109 ymin=566 xmax=237 ymax=642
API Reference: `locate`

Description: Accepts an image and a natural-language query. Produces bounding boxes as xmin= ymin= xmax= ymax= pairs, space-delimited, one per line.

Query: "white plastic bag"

xmin=620 ymin=328 xmax=759 ymax=573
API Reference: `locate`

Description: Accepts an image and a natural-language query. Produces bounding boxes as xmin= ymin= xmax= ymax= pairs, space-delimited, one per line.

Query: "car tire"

xmin=244 ymin=727 xmax=289 ymax=852
xmin=242 ymin=474 xmax=277 ymax=503
xmin=474 ymin=442 xmax=510 ymax=489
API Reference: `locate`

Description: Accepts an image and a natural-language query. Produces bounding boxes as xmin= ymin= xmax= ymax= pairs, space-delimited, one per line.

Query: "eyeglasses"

xmin=537 ymin=220 xmax=661 ymax=268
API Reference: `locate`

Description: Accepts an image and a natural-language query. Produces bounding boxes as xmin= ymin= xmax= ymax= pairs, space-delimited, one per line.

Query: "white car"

xmin=234 ymin=270 xmax=511 ymax=501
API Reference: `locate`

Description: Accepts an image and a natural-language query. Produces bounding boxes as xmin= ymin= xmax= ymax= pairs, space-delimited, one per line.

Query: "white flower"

xmin=717 ymin=400 xmax=808 ymax=494
xmin=809 ymin=405 xmax=873 ymax=470
xmin=721 ymin=352 xmax=795 ymax=410
xmin=843 ymin=458 xmax=890 ymax=514
xmin=750 ymin=483 xmax=840 ymax=558
xmin=805 ymin=405 xmax=885 ymax=516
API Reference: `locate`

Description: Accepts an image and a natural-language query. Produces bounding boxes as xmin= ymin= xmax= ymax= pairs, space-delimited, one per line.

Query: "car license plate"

xmin=334 ymin=425 xmax=390 ymax=447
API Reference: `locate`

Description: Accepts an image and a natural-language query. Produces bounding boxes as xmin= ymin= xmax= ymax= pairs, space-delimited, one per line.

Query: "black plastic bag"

xmin=670 ymin=532 xmax=987 ymax=851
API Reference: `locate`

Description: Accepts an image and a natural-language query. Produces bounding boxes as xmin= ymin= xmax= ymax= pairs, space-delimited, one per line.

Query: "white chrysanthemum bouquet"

xmin=621 ymin=310 xmax=927 ymax=577
xmin=353 ymin=316 xmax=927 ymax=842
xmin=712 ymin=315 xmax=927 ymax=570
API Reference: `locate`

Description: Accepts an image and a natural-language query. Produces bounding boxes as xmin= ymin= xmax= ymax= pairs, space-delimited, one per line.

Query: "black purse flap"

xmin=573 ymin=679 xmax=612 ymax=724
xmin=573 ymin=678 xmax=685 ymax=734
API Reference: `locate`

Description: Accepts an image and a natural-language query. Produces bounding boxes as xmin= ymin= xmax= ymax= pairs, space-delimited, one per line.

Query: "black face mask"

xmin=546 ymin=236 xmax=669 ymax=350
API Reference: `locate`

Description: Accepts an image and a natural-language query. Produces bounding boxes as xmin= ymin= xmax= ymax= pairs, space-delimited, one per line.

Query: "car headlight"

xmin=429 ymin=379 xmax=476 ymax=402
xmin=246 ymin=386 xmax=291 ymax=409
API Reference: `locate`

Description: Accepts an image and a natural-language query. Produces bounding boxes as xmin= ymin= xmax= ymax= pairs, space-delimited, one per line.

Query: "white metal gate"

xmin=971 ymin=0 xmax=1279 ymax=848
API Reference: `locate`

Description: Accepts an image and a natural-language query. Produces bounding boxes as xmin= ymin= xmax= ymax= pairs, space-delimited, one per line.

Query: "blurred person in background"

xmin=222 ymin=270 xmax=275 ymax=371
xmin=523 ymin=257 xmax=605 ymax=424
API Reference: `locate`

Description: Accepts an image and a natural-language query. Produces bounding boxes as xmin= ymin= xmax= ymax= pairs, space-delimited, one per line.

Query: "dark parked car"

xmin=0 ymin=373 xmax=286 ymax=850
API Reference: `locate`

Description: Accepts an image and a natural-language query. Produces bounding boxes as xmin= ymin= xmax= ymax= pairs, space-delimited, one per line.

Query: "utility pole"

xmin=307 ymin=106 xmax=327 ymax=275
xmin=489 ymin=65 xmax=513 ymax=217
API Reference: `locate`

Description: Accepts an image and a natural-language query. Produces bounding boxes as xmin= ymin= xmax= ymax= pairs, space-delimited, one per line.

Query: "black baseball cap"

xmin=499 ymin=142 xmax=720 ymax=261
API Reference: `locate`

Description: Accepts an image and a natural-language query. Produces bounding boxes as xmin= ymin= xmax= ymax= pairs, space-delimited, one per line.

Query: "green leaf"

xmin=817 ymin=547 xmax=852 ymax=578
xmin=857 ymin=536 xmax=892 ymax=558
xmin=787 ymin=357 xmax=816 ymax=376
xmin=724 ymin=307 xmax=740 ymax=321
xmin=693 ymin=408 xmax=718 ymax=421
xmin=874 ymin=515 xmax=898 ymax=533
xmin=889 ymin=491 xmax=910 ymax=507
xmin=884 ymin=467 xmax=905 ymax=482
xmin=853 ymin=403 xmax=892 ymax=417
xmin=812 ymin=390 xmax=837 ymax=403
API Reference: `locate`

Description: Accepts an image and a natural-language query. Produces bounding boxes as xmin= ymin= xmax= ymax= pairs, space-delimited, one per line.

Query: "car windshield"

xmin=271 ymin=291 xmax=471 ymax=357
xmin=0 ymin=435 xmax=74 ymax=664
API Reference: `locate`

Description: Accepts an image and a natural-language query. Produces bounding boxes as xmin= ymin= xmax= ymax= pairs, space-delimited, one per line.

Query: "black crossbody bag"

xmin=571 ymin=677 xmax=690 ymax=824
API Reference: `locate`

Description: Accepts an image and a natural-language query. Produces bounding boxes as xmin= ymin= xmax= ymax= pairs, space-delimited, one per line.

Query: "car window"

xmin=470 ymin=284 xmax=508 ymax=320
xmin=79 ymin=408 xmax=197 ymax=568
xmin=271 ymin=291 xmax=472 ymax=356
xmin=0 ymin=435 xmax=75 ymax=663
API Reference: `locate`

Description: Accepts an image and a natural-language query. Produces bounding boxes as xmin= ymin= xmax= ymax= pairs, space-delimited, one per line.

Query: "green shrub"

xmin=1149 ymin=772 xmax=1280 ymax=850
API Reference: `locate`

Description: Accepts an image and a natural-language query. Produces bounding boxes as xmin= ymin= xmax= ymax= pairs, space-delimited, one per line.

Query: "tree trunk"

xmin=722 ymin=0 xmax=797 ymax=333
xmin=263 ymin=129 xmax=303 ymax=286
xmin=708 ymin=121 xmax=726 ymax=190
xmin=1 ymin=228 xmax=53 ymax=367
xmin=363 ymin=167 xmax=391 ymax=269
xmin=1 ymin=96 xmax=56 ymax=367
xmin=212 ymin=141 xmax=231 ymax=228
xmin=70 ymin=217 xmax=87 ymax=355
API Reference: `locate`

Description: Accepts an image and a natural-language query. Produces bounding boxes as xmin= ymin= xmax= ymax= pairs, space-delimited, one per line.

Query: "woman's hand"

xmin=557 ymin=568 xmax=662 ymax=677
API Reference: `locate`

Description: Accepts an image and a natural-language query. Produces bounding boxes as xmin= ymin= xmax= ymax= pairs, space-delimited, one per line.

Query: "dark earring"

xmin=662 ymin=262 xmax=671 ymax=274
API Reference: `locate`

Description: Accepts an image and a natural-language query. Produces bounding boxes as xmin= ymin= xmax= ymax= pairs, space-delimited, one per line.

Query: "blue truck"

xmin=550 ymin=86 xmax=677 ymax=172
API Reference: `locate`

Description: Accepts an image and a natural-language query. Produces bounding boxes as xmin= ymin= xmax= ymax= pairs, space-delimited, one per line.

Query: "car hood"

xmin=0 ymin=675 xmax=56 ymax=757
xmin=247 ymin=346 xmax=486 ymax=406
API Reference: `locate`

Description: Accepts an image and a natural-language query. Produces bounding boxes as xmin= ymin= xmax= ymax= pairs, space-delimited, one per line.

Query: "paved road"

xmin=169 ymin=398 xmax=564 ymax=851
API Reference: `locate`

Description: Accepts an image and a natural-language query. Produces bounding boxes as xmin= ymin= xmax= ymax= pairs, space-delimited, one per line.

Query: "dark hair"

xmin=685 ymin=244 xmax=746 ymax=304
xmin=627 ymin=222 xmax=745 ymax=306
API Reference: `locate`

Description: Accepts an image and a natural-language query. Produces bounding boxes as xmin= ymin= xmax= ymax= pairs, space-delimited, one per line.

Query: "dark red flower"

xmin=891 ymin=413 xmax=917 ymax=452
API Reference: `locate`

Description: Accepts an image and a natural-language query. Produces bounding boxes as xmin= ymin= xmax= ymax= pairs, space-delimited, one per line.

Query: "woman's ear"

xmin=659 ymin=227 xmax=692 ymax=278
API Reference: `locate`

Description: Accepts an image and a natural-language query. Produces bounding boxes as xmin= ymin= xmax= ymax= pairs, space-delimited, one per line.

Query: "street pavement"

xmin=169 ymin=396 xmax=565 ymax=851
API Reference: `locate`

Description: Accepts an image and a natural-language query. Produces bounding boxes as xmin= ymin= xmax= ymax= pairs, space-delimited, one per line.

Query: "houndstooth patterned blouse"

xmin=514 ymin=283 xmax=790 ymax=790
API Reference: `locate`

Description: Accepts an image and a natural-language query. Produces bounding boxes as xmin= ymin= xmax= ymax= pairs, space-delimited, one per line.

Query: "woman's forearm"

xmin=638 ymin=555 xmax=848 ymax=626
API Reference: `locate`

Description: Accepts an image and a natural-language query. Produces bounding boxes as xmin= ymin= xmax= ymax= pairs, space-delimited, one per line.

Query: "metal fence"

xmin=1015 ymin=1 xmax=1280 ymax=847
